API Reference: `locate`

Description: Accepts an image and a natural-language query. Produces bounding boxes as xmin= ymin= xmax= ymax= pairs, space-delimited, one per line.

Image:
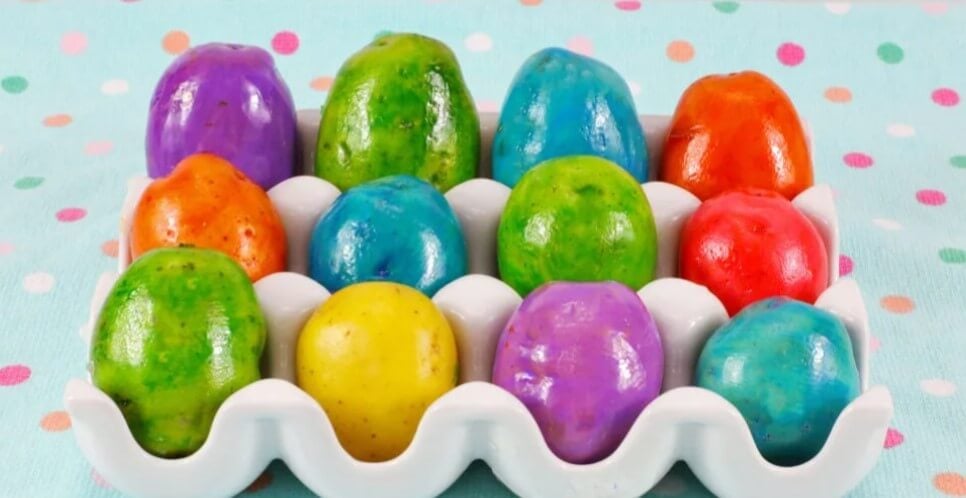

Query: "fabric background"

xmin=0 ymin=1 xmax=964 ymax=496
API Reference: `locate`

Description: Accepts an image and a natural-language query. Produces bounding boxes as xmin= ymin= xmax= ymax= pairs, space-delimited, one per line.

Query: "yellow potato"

xmin=296 ymin=282 xmax=458 ymax=461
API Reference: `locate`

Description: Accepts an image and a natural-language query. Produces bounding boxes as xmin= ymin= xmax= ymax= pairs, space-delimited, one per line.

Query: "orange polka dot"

xmin=43 ymin=114 xmax=72 ymax=127
xmin=162 ymin=30 xmax=190 ymax=55
xmin=101 ymin=239 xmax=119 ymax=258
xmin=881 ymin=295 xmax=915 ymax=314
xmin=520 ymin=0 xmax=542 ymax=5
xmin=310 ymin=76 xmax=334 ymax=92
xmin=40 ymin=410 xmax=71 ymax=432
xmin=934 ymin=472 xmax=966 ymax=496
xmin=666 ymin=40 xmax=695 ymax=63
xmin=245 ymin=471 xmax=273 ymax=493
xmin=824 ymin=86 xmax=853 ymax=103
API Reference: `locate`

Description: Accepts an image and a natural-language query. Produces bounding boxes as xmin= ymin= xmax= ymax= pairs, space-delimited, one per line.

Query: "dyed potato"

xmin=130 ymin=153 xmax=287 ymax=282
xmin=316 ymin=33 xmax=479 ymax=192
xmin=660 ymin=71 xmax=813 ymax=200
xmin=679 ymin=189 xmax=828 ymax=316
xmin=492 ymin=281 xmax=664 ymax=463
xmin=498 ymin=156 xmax=657 ymax=296
xmin=91 ymin=247 xmax=265 ymax=457
xmin=296 ymin=282 xmax=458 ymax=462
xmin=492 ymin=48 xmax=646 ymax=187
xmin=146 ymin=43 xmax=296 ymax=190
xmin=308 ymin=175 xmax=467 ymax=295
xmin=696 ymin=298 xmax=860 ymax=465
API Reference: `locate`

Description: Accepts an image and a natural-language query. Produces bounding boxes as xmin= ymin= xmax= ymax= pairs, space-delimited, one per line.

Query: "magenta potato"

xmin=492 ymin=281 xmax=664 ymax=463
xmin=146 ymin=43 xmax=297 ymax=189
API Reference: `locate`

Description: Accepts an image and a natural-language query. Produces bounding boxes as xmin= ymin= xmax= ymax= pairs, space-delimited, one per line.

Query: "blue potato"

xmin=492 ymin=47 xmax=647 ymax=187
xmin=308 ymin=175 xmax=468 ymax=295
xmin=695 ymin=297 xmax=860 ymax=466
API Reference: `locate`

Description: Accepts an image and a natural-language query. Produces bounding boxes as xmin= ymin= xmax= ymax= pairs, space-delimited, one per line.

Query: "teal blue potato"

xmin=695 ymin=297 xmax=860 ymax=466
xmin=308 ymin=175 xmax=468 ymax=295
xmin=492 ymin=47 xmax=647 ymax=187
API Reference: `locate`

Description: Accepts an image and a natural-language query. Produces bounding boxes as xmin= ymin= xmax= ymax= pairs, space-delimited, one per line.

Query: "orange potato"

xmin=130 ymin=153 xmax=287 ymax=281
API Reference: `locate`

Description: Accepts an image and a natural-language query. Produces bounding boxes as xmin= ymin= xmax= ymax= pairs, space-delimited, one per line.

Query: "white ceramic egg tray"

xmin=66 ymin=112 xmax=893 ymax=498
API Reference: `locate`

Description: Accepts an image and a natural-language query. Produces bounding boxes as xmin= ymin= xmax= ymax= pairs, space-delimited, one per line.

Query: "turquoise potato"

xmin=308 ymin=175 xmax=468 ymax=295
xmin=497 ymin=156 xmax=657 ymax=297
xmin=91 ymin=247 xmax=265 ymax=457
xmin=695 ymin=297 xmax=861 ymax=466
xmin=492 ymin=47 xmax=647 ymax=187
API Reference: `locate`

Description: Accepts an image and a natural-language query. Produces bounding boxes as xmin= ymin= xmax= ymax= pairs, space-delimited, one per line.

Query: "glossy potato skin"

xmin=679 ymin=189 xmax=828 ymax=316
xmin=315 ymin=34 xmax=480 ymax=192
xmin=696 ymin=298 xmax=860 ymax=466
xmin=492 ymin=47 xmax=647 ymax=187
xmin=130 ymin=153 xmax=287 ymax=282
xmin=492 ymin=281 xmax=664 ymax=463
xmin=296 ymin=282 xmax=458 ymax=462
xmin=659 ymin=71 xmax=813 ymax=201
xmin=498 ymin=156 xmax=657 ymax=297
xmin=146 ymin=43 xmax=296 ymax=190
xmin=91 ymin=248 xmax=266 ymax=458
xmin=308 ymin=175 xmax=467 ymax=295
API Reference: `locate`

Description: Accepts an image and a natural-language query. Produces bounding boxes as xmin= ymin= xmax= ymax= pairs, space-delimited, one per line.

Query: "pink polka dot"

xmin=61 ymin=32 xmax=88 ymax=55
xmin=839 ymin=254 xmax=854 ymax=276
xmin=870 ymin=335 xmax=881 ymax=352
xmin=916 ymin=189 xmax=947 ymax=206
xmin=884 ymin=427 xmax=904 ymax=448
xmin=776 ymin=42 xmax=805 ymax=66
xmin=91 ymin=469 xmax=111 ymax=489
xmin=566 ymin=36 xmax=594 ymax=56
xmin=0 ymin=364 xmax=31 ymax=386
xmin=56 ymin=207 xmax=87 ymax=222
xmin=271 ymin=31 xmax=299 ymax=55
xmin=922 ymin=2 xmax=948 ymax=14
xmin=615 ymin=0 xmax=641 ymax=10
xmin=0 ymin=241 xmax=13 ymax=255
xmin=476 ymin=100 xmax=500 ymax=113
xmin=843 ymin=152 xmax=873 ymax=168
xmin=932 ymin=88 xmax=959 ymax=107
xmin=84 ymin=141 xmax=113 ymax=156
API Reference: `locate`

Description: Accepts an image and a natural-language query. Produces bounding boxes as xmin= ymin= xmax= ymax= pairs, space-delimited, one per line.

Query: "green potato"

xmin=497 ymin=156 xmax=658 ymax=296
xmin=316 ymin=33 xmax=480 ymax=192
xmin=91 ymin=247 xmax=265 ymax=457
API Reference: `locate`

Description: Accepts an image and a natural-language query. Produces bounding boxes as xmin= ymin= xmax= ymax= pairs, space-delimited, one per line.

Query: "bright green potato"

xmin=497 ymin=155 xmax=658 ymax=296
xmin=91 ymin=247 xmax=266 ymax=457
xmin=315 ymin=33 xmax=480 ymax=192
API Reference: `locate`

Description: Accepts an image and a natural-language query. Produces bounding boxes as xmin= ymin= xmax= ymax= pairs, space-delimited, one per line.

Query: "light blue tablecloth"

xmin=1 ymin=1 xmax=964 ymax=496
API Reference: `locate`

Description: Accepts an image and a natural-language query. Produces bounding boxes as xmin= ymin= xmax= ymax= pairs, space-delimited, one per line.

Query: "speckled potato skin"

xmin=91 ymin=247 xmax=265 ymax=458
xmin=315 ymin=33 xmax=480 ymax=192
xmin=296 ymin=282 xmax=458 ymax=462
xmin=497 ymin=155 xmax=658 ymax=297
xmin=695 ymin=298 xmax=860 ymax=466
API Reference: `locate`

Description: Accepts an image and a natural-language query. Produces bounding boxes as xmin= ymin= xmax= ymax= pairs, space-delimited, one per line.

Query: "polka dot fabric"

xmin=0 ymin=2 xmax=963 ymax=497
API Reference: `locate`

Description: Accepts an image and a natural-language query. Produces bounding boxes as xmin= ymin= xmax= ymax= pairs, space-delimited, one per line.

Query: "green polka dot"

xmin=14 ymin=176 xmax=44 ymax=190
xmin=373 ymin=30 xmax=393 ymax=41
xmin=1 ymin=76 xmax=28 ymax=94
xmin=877 ymin=43 xmax=904 ymax=64
xmin=712 ymin=1 xmax=740 ymax=13
xmin=939 ymin=248 xmax=966 ymax=264
xmin=951 ymin=155 xmax=966 ymax=169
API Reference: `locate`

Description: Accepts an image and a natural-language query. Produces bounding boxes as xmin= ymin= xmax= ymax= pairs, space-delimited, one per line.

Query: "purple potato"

xmin=492 ymin=281 xmax=664 ymax=463
xmin=146 ymin=43 xmax=297 ymax=189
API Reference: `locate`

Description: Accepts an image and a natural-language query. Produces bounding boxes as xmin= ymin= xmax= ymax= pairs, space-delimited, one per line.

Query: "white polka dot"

xmin=824 ymin=2 xmax=852 ymax=14
xmin=886 ymin=123 xmax=916 ymax=138
xmin=872 ymin=218 xmax=903 ymax=230
xmin=628 ymin=80 xmax=642 ymax=97
xmin=464 ymin=33 xmax=493 ymax=52
xmin=652 ymin=475 xmax=686 ymax=496
xmin=101 ymin=79 xmax=129 ymax=96
xmin=921 ymin=378 xmax=956 ymax=397
xmin=23 ymin=272 xmax=55 ymax=294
